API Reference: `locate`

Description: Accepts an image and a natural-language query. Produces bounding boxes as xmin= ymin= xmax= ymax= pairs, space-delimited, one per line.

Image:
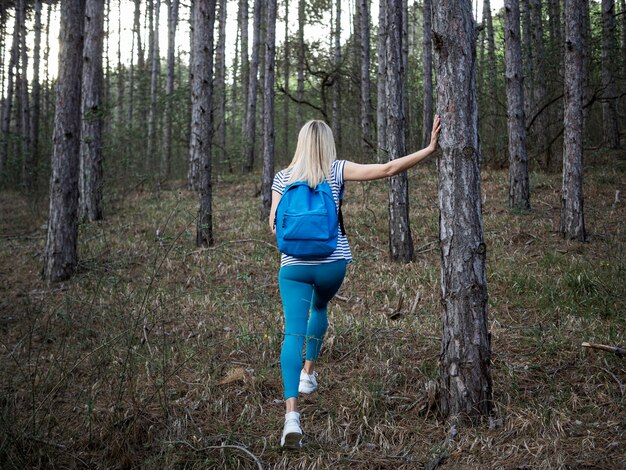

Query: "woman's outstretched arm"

xmin=344 ymin=115 xmax=441 ymax=182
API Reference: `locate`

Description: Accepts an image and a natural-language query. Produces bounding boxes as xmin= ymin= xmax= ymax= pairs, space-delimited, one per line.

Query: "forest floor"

xmin=0 ymin=150 xmax=625 ymax=469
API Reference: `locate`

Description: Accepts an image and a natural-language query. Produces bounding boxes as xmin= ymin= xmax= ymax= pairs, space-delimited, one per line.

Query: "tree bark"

xmin=484 ymin=0 xmax=499 ymax=160
xmin=422 ymin=0 xmax=433 ymax=149
xmin=243 ymin=0 xmax=262 ymax=172
xmin=521 ymin=0 xmax=534 ymax=126
xmin=283 ymin=0 xmax=290 ymax=165
xmin=240 ymin=0 xmax=249 ymax=154
xmin=164 ymin=0 xmax=179 ymax=178
xmin=0 ymin=4 xmax=19 ymax=177
xmin=332 ymin=0 xmax=342 ymax=147
xmin=43 ymin=0 xmax=86 ymax=282
xmin=261 ymin=0 xmax=277 ymax=221
xmin=386 ymin=0 xmax=413 ymax=263
xmin=117 ymin=0 xmax=125 ymax=128
xmin=296 ymin=0 xmax=305 ymax=130
xmin=621 ymin=0 xmax=626 ymax=78
xmin=601 ymin=0 xmax=620 ymax=149
xmin=148 ymin=0 xmax=161 ymax=168
xmin=18 ymin=0 xmax=32 ymax=189
xmin=561 ymin=0 xmax=586 ymax=241
xmin=360 ymin=0 xmax=372 ymax=155
xmin=30 ymin=0 xmax=43 ymax=190
xmin=504 ymin=0 xmax=530 ymax=210
xmin=529 ymin=0 xmax=549 ymax=166
xmin=432 ymin=0 xmax=492 ymax=420
xmin=80 ymin=0 xmax=105 ymax=222
xmin=190 ymin=0 xmax=216 ymax=246
xmin=216 ymin=0 xmax=227 ymax=170
xmin=377 ymin=0 xmax=387 ymax=163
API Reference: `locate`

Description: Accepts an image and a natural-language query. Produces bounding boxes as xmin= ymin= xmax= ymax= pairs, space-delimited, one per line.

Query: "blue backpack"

xmin=275 ymin=180 xmax=345 ymax=258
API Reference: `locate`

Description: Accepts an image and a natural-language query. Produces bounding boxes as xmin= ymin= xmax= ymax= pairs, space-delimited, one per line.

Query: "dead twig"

xmin=582 ymin=342 xmax=626 ymax=357
xmin=166 ymin=440 xmax=263 ymax=470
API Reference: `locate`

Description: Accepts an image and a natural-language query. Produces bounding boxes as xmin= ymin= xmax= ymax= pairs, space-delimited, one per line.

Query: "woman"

xmin=269 ymin=116 xmax=441 ymax=448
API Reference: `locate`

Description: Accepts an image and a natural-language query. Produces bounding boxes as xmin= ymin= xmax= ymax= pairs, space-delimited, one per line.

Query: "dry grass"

xmin=0 ymin=150 xmax=624 ymax=469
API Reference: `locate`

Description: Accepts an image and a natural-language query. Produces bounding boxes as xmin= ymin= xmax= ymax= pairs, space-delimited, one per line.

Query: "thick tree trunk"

xmin=386 ymin=0 xmax=413 ymax=262
xmin=360 ymin=0 xmax=372 ymax=155
xmin=148 ymin=0 xmax=161 ymax=168
xmin=243 ymin=0 xmax=262 ymax=172
xmin=216 ymin=0 xmax=227 ymax=170
xmin=601 ymin=0 xmax=620 ymax=149
xmin=283 ymin=0 xmax=290 ymax=164
xmin=261 ymin=0 xmax=277 ymax=221
xmin=42 ymin=0 xmax=86 ymax=282
xmin=191 ymin=0 xmax=216 ymax=246
xmin=377 ymin=0 xmax=387 ymax=163
xmin=30 ymin=0 xmax=43 ymax=189
xmin=561 ymin=0 xmax=586 ymax=241
xmin=18 ymin=0 xmax=32 ymax=189
xmin=432 ymin=0 xmax=492 ymax=420
xmin=80 ymin=0 xmax=105 ymax=222
xmin=422 ymin=0 xmax=433 ymax=149
xmin=504 ymin=0 xmax=530 ymax=210
xmin=332 ymin=0 xmax=342 ymax=147
xmin=164 ymin=0 xmax=179 ymax=178
xmin=296 ymin=0 xmax=305 ymax=130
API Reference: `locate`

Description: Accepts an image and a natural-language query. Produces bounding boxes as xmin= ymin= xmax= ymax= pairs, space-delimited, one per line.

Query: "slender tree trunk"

xmin=401 ymin=0 xmax=409 ymax=146
xmin=240 ymin=0 xmax=249 ymax=155
xmin=484 ymin=0 xmax=498 ymax=160
xmin=530 ymin=0 xmax=549 ymax=166
xmin=621 ymin=0 xmax=626 ymax=78
xmin=164 ymin=0 xmax=179 ymax=178
xmin=216 ymin=0 xmax=227 ymax=170
xmin=360 ymin=0 xmax=372 ymax=155
xmin=296 ymin=0 xmax=305 ymax=130
xmin=377 ymin=0 xmax=387 ymax=163
xmin=148 ymin=0 xmax=161 ymax=169
xmin=18 ymin=0 xmax=32 ymax=189
xmin=504 ymin=0 xmax=530 ymax=210
xmin=601 ymin=0 xmax=620 ymax=149
xmin=244 ymin=0 xmax=262 ymax=172
xmin=128 ymin=3 xmax=137 ymax=124
xmin=521 ymin=0 xmax=534 ymax=127
xmin=561 ymin=0 xmax=586 ymax=241
xmin=386 ymin=0 xmax=413 ymax=262
xmin=80 ymin=0 xmax=105 ymax=222
xmin=422 ymin=0 xmax=433 ymax=148
xmin=0 ymin=5 xmax=19 ymax=177
xmin=257 ymin=2 xmax=266 ymax=137
xmin=43 ymin=1 xmax=52 ymax=131
xmin=283 ymin=0 xmax=290 ymax=165
xmin=191 ymin=0 xmax=216 ymax=247
xmin=117 ymin=0 xmax=125 ymax=127
xmin=42 ymin=0 xmax=86 ymax=282
xmin=261 ymin=0 xmax=277 ymax=221
xmin=432 ymin=0 xmax=492 ymax=420
xmin=30 ymin=0 xmax=43 ymax=189
xmin=332 ymin=0 xmax=342 ymax=147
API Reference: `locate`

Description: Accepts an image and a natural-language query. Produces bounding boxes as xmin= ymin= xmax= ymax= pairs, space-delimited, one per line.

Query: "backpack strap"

xmin=338 ymin=184 xmax=346 ymax=236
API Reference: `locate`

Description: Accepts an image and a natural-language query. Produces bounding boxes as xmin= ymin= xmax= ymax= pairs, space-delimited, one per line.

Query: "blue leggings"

xmin=278 ymin=260 xmax=346 ymax=399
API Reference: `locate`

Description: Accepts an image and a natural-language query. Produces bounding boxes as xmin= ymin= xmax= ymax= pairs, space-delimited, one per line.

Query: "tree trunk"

xmin=422 ymin=0 xmax=433 ymax=149
xmin=191 ymin=0 xmax=216 ymax=246
xmin=561 ymin=0 xmax=586 ymax=241
xmin=30 ymin=0 xmax=43 ymax=190
xmin=240 ymin=0 xmax=249 ymax=156
xmin=504 ymin=0 xmax=530 ymax=210
xmin=164 ymin=0 xmax=179 ymax=179
xmin=18 ymin=0 xmax=32 ymax=189
xmin=521 ymin=0 xmax=534 ymax=127
xmin=117 ymin=0 xmax=125 ymax=127
xmin=432 ymin=0 xmax=492 ymax=420
xmin=401 ymin=0 xmax=409 ymax=146
xmin=386 ymin=0 xmax=413 ymax=262
xmin=148 ymin=0 xmax=161 ymax=169
xmin=529 ymin=0 xmax=549 ymax=166
xmin=257 ymin=2 xmax=266 ymax=137
xmin=261 ymin=0 xmax=277 ymax=221
xmin=296 ymin=0 xmax=305 ymax=130
xmin=0 ymin=4 xmax=19 ymax=177
xmin=377 ymin=0 xmax=387 ymax=163
xmin=601 ymin=0 xmax=620 ymax=149
xmin=621 ymin=0 xmax=626 ymax=78
xmin=216 ymin=0 xmax=227 ymax=170
xmin=243 ymin=0 xmax=262 ymax=172
xmin=80 ymin=0 xmax=105 ymax=222
xmin=332 ymin=0 xmax=342 ymax=148
xmin=42 ymin=0 xmax=86 ymax=282
xmin=484 ymin=0 xmax=499 ymax=160
xmin=360 ymin=0 xmax=372 ymax=155
xmin=283 ymin=0 xmax=290 ymax=165
xmin=43 ymin=1 xmax=52 ymax=127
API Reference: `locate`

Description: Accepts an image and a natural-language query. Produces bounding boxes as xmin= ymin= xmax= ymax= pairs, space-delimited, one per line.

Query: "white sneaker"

xmin=280 ymin=411 xmax=302 ymax=448
xmin=298 ymin=370 xmax=318 ymax=394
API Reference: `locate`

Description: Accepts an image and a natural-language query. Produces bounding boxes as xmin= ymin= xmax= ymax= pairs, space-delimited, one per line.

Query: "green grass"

xmin=0 ymin=157 xmax=624 ymax=468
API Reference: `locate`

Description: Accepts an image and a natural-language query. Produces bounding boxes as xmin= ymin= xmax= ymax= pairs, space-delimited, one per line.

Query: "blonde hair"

xmin=287 ymin=120 xmax=337 ymax=187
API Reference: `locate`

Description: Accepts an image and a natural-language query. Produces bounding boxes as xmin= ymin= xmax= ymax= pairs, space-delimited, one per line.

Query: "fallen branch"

xmin=582 ymin=342 xmax=626 ymax=357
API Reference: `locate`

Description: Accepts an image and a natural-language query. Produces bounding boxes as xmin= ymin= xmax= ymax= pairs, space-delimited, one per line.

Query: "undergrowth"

xmin=0 ymin=151 xmax=624 ymax=469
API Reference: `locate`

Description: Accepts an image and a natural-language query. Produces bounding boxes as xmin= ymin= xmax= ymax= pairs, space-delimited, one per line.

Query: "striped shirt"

xmin=272 ymin=160 xmax=353 ymax=267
